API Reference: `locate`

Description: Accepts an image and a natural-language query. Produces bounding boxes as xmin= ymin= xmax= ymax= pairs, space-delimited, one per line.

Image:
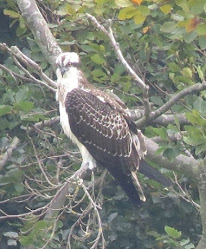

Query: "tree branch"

xmin=44 ymin=165 xmax=91 ymax=219
xmin=144 ymin=136 xmax=199 ymax=178
xmin=16 ymin=0 xmax=61 ymax=69
xmin=0 ymin=43 xmax=57 ymax=91
xmin=86 ymin=14 xmax=148 ymax=91
xmin=130 ymin=109 xmax=189 ymax=126
xmin=26 ymin=117 xmax=60 ymax=133
xmin=145 ymin=81 xmax=206 ymax=124
xmin=0 ymin=137 xmax=20 ymax=171
xmin=196 ymin=162 xmax=206 ymax=249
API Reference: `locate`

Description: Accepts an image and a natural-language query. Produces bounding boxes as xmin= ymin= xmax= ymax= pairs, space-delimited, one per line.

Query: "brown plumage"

xmin=56 ymin=52 xmax=172 ymax=207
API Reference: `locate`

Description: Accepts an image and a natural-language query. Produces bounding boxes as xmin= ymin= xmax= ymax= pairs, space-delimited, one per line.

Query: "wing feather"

xmin=65 ymin=88 xmax=134 ymax=165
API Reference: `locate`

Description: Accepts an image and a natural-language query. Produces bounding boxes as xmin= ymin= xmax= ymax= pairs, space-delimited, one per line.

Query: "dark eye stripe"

xmin=65 ymin=62 xmax=80 ymax=67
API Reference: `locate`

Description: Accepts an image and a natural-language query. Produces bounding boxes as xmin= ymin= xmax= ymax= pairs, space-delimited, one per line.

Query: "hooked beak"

xmin=59 ymin=66 xmax=67 ymax=77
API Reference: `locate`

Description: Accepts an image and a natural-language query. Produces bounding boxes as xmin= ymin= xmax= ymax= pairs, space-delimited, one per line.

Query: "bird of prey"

xmin=55 ymin=52 xmax=172 ymax=207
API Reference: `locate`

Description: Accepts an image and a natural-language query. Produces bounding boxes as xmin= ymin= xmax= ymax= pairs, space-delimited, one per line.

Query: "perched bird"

xmin=56 ymin=52 xmax=172 ymax=207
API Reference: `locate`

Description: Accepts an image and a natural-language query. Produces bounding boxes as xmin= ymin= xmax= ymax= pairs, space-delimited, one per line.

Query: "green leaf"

xmin=0 ymin=105 xmax=12 ymax=116
xmin=138 ymin=6 xmax=150 ymax=16
xmin=196 ymin=24 xmax=206 ymax=36
xmin=150 ymin=95 xmax=164 ymax=106
xmin=198 ymin=36 xmax=206 ymax=49
xmin=14 ymin=183 xmax=24 ymax=194
xmin=90 ymin=54 xmax=105 ymax=65
xmin=118 ymin=6 xmax=136 ymax=20
xmin=115 ymin=0 xmax=133 ymax=8
xmin=14 ymin=101 xmax=34 ymax=112
xmin=3 ymin=9 xmax=20 ymax=18
xmin=156 ymin=147 xmax=166 ymax=155
xmin=165 ymin=226 xmax=181 ymax=239
xmin=193 ymin=98 xmax=206 ymax=117
xmin=189 ymin=0 xmax=205 ymax=15
xmin=182 ymin=67 xmax=193 ymax=79
xmin=160 ymin=4 xmax=172 ymax=14
xmin=183 ymin=135 xmax=205 ymax=146
xmin=195 ymin=143 xmax=206 ymax=155
xmin=184 ymin=31 xmax=197 ymax=44
xmin=180 ymin=238 xmax=190 ymax=246
xmin=168 ymin=62 xmax=180 ymax=73
xmin=15 ymin=86 xmax=29 ymax=102
xmin=196 ymin=66 xmax=204 ymax=81
xmin=185 ymin=110 xmax=206 ymax=126
xmin=65 ymin=4 xmax=76 ymax=15
xmin=133 ymin=11 xmax=146 ymax=24
xmin=163 ymin=147 xmax=180 ymax=161
xmin=160 ymin=22 xmax=177 ymax=33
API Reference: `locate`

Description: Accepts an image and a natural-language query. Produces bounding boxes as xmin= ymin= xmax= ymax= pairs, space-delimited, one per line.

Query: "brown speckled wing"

xmin=65 ymin=89 xmax=133 ymax=161
xmin=65 ymin=88 xmax=146 ymax=206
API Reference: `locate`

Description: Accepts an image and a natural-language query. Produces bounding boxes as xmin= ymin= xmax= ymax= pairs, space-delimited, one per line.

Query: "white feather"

xmin=59 ymin=102 xmax=96 ymax=170
xmin=56 ymin=53 xmax=96 ymax=170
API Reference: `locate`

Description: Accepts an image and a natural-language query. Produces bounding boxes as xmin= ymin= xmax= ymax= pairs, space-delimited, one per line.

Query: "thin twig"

xmin=86 ymin=14 xmax=150 ymax=125
xmin=80 ymin=181 xmax=105 ymax=249
xmin=27 ymin=132 xmax=58 ymax=188
xmin=141 ymin=80 xmax=206 ymax=124
xmin=172 ymin=173 xmax=200 ymax=210
xmin=11 ymin=46 xmax=57 ymax=88
xmin=26 ymin=117 xmax=60 ymax=133
xmin=0 ymin=43 xmax=57 ymax=91
xmin=86 ymin=14 xmax=148 ymax=92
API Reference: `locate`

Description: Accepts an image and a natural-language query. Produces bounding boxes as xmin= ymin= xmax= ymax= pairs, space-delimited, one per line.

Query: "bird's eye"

xmin=68 ymin=62 xmax=72 ymax=66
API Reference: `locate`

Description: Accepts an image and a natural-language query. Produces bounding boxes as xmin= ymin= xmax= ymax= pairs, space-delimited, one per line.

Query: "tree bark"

xmin=16 ymin=0 xmax=61 ymax=69
xmin=196 ymin=162 xmax=206 ymax=249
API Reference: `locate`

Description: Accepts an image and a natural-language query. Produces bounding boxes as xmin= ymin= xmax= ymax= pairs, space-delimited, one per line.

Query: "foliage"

xmin=0 ymin=0 xmax=206 ymax=248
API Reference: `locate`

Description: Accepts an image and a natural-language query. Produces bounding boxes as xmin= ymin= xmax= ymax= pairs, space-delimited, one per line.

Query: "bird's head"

xmin=56 ymin=52 xmax=80 ymax=78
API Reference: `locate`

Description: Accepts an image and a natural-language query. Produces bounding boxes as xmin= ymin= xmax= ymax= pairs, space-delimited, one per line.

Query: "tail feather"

xmin=105 ymin=160 xmax=173 ymax=207
xmin=139 ymin=160 xmax=173 ymax=187
xmin=131 ymin=171 xmax=146 ymax=202
xmin=107 ymin=168 xmax=143 ymax=207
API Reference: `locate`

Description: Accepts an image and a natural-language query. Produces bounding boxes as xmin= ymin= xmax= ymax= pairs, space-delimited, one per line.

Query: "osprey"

xmin=56 ymin=52 xmax=172 ymax=207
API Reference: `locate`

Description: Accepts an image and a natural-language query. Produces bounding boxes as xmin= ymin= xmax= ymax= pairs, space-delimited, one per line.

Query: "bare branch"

xmin=0 ymin=43 xmax=57 ymax=91
xmin=27 ymin=132 xmax=58 ymax=188
xmin=86 ymin=13 xmax=148 ymax=92
xmin=0 ymin=203 xmax=49 ymax=220
xmin=0 ymin=137 xmax=20 ymax=171
xmin=130 ymin=109 xmax=189 ymax=126
xmin=196 ymin=162 xmax=206 ymax=249
xmin=144 ymin=136 xmax=199 ymax=178
xmin=26 ymin=117 xmax=60 ymax=133
xmin=172 ymin=173 xmax=200 ymax=210
xmin=44 ymin=165 xmax=91 ymax=219
xmin=80 ymin=181 xmax=105 ymax=249
xmin=146 ymin=81 xmax=206 ymax=124
xmin=16 ymin=0 xmax=61 ymax=69
xmin=11 ymin=46 xmax=57 ymax=88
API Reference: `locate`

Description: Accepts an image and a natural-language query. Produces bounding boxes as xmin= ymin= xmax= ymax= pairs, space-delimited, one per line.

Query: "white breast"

xmin=59 ymin=98 xmax=96 ymax=170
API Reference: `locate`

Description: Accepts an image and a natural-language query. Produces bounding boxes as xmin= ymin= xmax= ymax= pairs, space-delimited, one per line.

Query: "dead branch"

xmin=145 ymin=80 xmax=206 ymax=124
xmin=16 ymin=0 xmax=61 ymax=69
xmin=0 ymin=137 xmax=20 ymax=171
xmin=0 ymin=43 xmax=57 ymax=91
